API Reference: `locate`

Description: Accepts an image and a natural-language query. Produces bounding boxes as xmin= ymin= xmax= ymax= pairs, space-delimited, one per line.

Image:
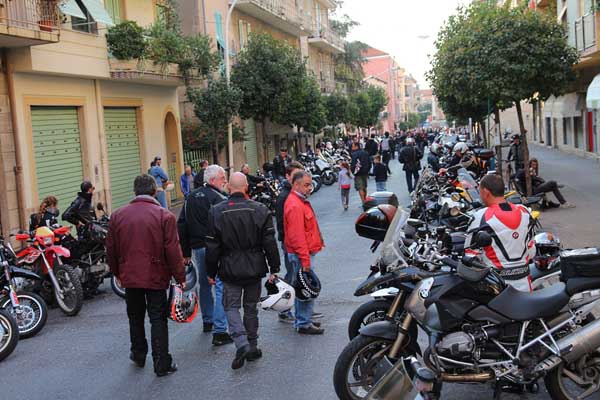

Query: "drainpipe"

xmin=94 ymin=79 xmax=111 ymax=212
xmin=3 ymin=49 xmax=27 ymax=230
xmin=201 ymin=0 xmax=207 ymax=35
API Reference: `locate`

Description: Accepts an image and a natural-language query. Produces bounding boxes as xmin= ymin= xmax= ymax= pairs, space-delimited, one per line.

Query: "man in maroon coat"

xmin=106 ymin=174 xmax=185 ymax=377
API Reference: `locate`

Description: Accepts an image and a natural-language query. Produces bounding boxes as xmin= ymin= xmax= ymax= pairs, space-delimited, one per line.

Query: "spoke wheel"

xmin=545 ymin=354 xmax=600 ymax=400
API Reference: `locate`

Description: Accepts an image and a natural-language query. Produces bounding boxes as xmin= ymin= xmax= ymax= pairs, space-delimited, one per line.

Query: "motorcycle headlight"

xmin=43 ymin=237 xmax=53 ymax=246
xmin=450 ymin=207 xmax=460 ymax=217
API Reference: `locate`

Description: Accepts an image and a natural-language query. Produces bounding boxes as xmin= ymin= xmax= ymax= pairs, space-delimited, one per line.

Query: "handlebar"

xmin=461 ymin=255 xmax=488 ymax=270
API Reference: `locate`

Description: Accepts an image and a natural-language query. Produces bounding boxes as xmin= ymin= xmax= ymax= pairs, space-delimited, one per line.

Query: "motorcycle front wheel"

xmin=1 ymin=291 xmax=48 ymax=339
xmin=347 ymin=300 xmax=394 ymax=340
xmin=111 ymin=275 xmax=126 ymax=299
xmin=53 ymin=265 xmax=84 ymax=316
xmin=322 ymin=171 xmax=336 ymax=186
xmin=0 ymin=308 xmax=19 ymax=361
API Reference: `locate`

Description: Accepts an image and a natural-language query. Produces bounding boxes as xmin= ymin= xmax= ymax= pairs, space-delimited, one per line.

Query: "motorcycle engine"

xmin=436 ymin=332 xmax=475 ymax=360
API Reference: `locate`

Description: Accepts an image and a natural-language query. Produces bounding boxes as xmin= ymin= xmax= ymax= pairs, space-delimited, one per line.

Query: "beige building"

xmin=0 ymin=0 xmax=185 ymax=237
xmin=177 ymin=0 xmax=344 ymax=169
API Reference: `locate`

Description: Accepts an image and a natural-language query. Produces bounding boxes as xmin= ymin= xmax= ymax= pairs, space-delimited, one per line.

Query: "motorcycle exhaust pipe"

xmin=441 ymin=372 xmax=493 ymax=382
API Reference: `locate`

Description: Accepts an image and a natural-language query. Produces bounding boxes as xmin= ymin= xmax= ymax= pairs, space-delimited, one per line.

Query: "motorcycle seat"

xmin=565 ymin=277 xmax=600 ymax=296
xmin=488 ymin=282 xmax=569 ymax=321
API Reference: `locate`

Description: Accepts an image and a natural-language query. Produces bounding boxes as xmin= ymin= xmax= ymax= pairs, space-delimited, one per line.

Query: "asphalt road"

xmin=1 ymin=148 xmax=598 ymax=400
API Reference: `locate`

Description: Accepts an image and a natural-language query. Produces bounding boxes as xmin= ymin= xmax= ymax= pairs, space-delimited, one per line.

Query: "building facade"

xmin=0 ymin=0 xmax=185 ymax=237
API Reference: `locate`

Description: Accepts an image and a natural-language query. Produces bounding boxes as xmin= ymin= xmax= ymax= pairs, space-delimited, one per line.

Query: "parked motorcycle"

xmin=0 ymin=308 xmax=18 ymax=361
xmin=13 ymin=227 xmax=84 ymax=316
xmin=249 ymin=173 xmax=280 ymax=213
xmin=0 ymin=236 xmax=47 ymax=339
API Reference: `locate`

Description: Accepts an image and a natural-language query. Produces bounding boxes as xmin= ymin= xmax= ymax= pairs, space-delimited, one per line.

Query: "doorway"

xmin=164 ymin=112 xmax=182 ymax=206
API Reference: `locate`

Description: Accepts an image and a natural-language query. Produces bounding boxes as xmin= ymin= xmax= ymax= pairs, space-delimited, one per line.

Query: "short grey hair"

xmin=134 ymin=174 xmax=157 ymax=196
xmin=292 ymin=170 xmax=311 ymax=184
xmin=204 ymin=164 xmax=225 ymax=183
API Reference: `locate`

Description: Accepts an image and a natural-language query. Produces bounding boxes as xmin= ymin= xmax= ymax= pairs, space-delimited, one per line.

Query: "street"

xmin=0 ymin=148 xmax=599 ymax=400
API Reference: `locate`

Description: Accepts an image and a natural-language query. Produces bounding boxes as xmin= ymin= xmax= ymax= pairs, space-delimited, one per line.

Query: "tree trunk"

xmin=494 ymin=108 xmax=503 ymax=182
xmin=515 ymin=101 xmax=532 ymax=196
xmin=212 ymin=135 xmax=219 ymax=165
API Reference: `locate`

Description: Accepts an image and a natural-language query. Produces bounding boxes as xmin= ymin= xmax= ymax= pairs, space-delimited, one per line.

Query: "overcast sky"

xmin=335 ymin=0 xmax=471 ymax=89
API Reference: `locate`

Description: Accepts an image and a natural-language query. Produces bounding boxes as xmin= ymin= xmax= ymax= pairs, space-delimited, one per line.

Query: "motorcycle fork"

xmin=3 ymin=267 xmax=19 ymax=309
xmin=389 ymin=313 xmax=414 ymax=359
xmin=40 ymin=251 xmax=63 ymax=298
xmin=386 ymin=290 xmax=404 ymax=320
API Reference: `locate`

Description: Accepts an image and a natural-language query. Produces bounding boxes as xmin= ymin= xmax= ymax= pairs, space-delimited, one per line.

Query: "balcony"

xmin=0 ymin=0 xmax=60 ymax=47
xmin=108 ymin=59 xmax=199 ymax=86
xmin=319 ymin=76 xmax=335 ymax=94
xmin=308 ymin=24 xmax=345 ymax=54
xmin=575 ymin=12 xmax=597 ymax=56
xmin=236 ymin=0 xmax=311 ymax=37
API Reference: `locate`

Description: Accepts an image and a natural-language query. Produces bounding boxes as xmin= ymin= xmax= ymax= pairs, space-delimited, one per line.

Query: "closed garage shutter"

xmin=244 ymin=119 xmax=259 ymax=171
xmin=105 ymin=108 xmax=141 ymax=210
xmin=31 ymin=107 xmax=83 ymax=208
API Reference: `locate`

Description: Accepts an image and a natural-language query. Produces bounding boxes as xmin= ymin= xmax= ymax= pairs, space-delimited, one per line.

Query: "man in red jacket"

xmin=106 ymin=174 xmax=185 ymax=377
xmin=284 ymin=170 xmax=325 ymax=335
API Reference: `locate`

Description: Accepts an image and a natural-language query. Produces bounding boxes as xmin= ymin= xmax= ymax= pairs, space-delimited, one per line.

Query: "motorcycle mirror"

xmin=472 ymin=231 xmax=493 ymax=248
xmin=96 ymin=203 xmax=104 ymax=211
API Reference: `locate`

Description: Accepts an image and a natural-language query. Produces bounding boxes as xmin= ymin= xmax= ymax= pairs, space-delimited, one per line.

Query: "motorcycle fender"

xmin=9 ymin=266 xmax=42 ymax=281
xmin=359 ymin=320 xmax=398 ymax=341
xmin=46 ymin=246 xmax=71 ymax=258
xmin=370 ymin=288 xmax=399 ymax=298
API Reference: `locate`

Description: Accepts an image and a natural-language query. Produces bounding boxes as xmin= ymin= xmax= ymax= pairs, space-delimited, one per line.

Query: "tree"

xmin=323 ymin=92 xmax=350 ymax=127
xmin=334 ymin=41 xmax=368 ymax=94
xmin=348 ymin=86 xmax=388 ymax=130
xmin=365 ymin=86 xmax=387 ymax=127
xmin=279 ymin=73 xmax=326 ymax=134
xmin=186 ymin=78 xmax=243 ymax=163
xmin=231 ymin=33 xmax=307 ymax=142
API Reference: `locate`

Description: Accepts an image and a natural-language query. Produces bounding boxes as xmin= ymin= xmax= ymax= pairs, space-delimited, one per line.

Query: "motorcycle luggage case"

xmin=474 ymin=148 xmax=495 ymax=160
xmin=363 ymin=192 xmax=399 ymax=212
xmin=560 ymin=248 xmax=600 ymax=280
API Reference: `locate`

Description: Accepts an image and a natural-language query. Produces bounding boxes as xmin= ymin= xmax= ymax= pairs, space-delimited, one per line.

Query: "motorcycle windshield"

xmin=380 ymin=209 xmax=410 ymax=267
xmin=457 ymin=168 xmax=482 ymax=203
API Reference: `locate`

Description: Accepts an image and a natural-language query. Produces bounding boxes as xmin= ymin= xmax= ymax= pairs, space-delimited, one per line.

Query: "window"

xmin=238 ymin=20 xmax=251 ymax=50
xmin=562 ymin=118 xmax=568 ymax=145
xmin=105 ymin=0 xmax=122 ymax=24
xmin=574 ymin=116 xmax=583 ymax=148
xmin=71 ymin=0 xmax=97 ymax=33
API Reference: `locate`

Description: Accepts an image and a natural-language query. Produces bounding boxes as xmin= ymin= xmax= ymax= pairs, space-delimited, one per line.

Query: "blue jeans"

xmin=288 ymin=253 xmax=315 ymax=329
xmin=376 ymin=181 xmax=387 ymax=192
xmin=156 ymin=190 xmax=167 ymax=208
xmin=191 ymin=247 xmax=228 ymax=333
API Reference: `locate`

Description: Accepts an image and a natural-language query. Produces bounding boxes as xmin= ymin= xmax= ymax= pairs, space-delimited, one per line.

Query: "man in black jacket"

xmin=508 ymin=135 xmax=525 ymax=171
xmin=365 ymin=134 xmax=379 ymax=157
xmin=398 ymin=137 xmax=423 ymax=193
xmin=274 ymin=161 xmax=304 ymax=322
xmin=206 ymin=172 xmax=280 ymax=370
xmin=351 ymin=142 xmax=371 ymax=204
xmin=63 ymin=181 xmax=96 ymax=237
xmin=177 ymin=164 xmax=232 ymax=346
xmin=193 ymin=160 xmax=209 ymax=189
xmin=272 ymin=148 xmax=292 ymax=183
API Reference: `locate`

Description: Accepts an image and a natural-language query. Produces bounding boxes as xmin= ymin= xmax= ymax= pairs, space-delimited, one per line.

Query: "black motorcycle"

xmin=249 ymin=173 xmax=279 ymax=214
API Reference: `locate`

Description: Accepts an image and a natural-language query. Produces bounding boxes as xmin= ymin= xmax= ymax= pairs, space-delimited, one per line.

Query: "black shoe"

xmin=278 ymin=313 xmax=294 ymax=324
xmin=312 ymin=321 xmax=322 ymax=328
xmin=203 ymin=322 xmax=214 ymax=333
xmin=212 ymin=332 xmax=234 ymax=346
xmin=312 ymin=312 xmax=324 ymax=320
xmin=231 ymin=344 xmax=251 ymax=370
xmin=297 ymin=325 xmax=324 ymax=335
xmin=129 ymin=352 xmax=146 ymax=368
xmin=246 ymin=347 xmax=263 ymax=362
xmin=155 ymin=361 xmax=178 ymax=377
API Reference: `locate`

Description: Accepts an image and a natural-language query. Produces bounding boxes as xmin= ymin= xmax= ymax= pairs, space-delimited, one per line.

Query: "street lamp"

xmin=225 ymin=0 xmax=240 ymax=171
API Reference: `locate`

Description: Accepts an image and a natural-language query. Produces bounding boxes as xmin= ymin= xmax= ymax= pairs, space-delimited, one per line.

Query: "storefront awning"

xmin=80 ymin=0 xmax=114 ymax=26
xmin=59 ymin=0 xmax=86 ymax=19
xmin=552 ymin=93 xmax=580 ymax=118
xmin=587 ymin=74 xmax=600 ymax=109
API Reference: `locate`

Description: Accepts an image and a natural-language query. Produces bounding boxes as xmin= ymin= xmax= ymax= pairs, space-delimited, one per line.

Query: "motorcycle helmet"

xmin=453 ymin=142 xmax=469 ymax=154
xmin=533 ymin=232 xmax=561 ymax=270
xmin=355 ymin=204 xmax=397 ymax=241
xmin=430 ymin=143 xmax=440 ymax=155
xmin=184 ymin=261 xmax=197 ymax=291
xmin=168 ymin=283 xmax=199 ymax=323
xmin=294 ymin=268 xmax=321 ymax=301
xmin=259 ymin=277 xmax=295 ymax=312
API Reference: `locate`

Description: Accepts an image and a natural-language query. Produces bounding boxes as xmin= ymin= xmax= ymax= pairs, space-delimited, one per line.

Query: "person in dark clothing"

xmin=63 ymin=181 xmax=96 ymax=237
xmin=274 ymin=161 xmax=305 ymax=323
xmin=365 ymin=134 xmax=379 ymax=157
xmin=415 ymin=131 xmax=425 ymax=154
xmin=380 ymin=132 xmax=392 ymax=174
xmin=350 ymin=142 xmax=371 ymax=204
xmin=508 ymin=135 xmax=525 ymax=171
xmin=30 ymin=196 xmax=59 ymax=231
xmin=398 ymin=138 xmax=423 ymax=193
xmin=273 ymin=148 xmax=292 ymax=183
xmin=177 ymin=165 xmax=231 ymax=345
xmin=106 ymin=174 xmax=185 ymax=377
xmin=206 ymin=172 xmax=280 ymax=370
xmin=372 ymin=155 xmax=388 ymax=192
xmin=241 ymin=163 xmax=265 ymax=192
xmin=193 ymin=160 xmax=209 ymax=189
xmin=516 ymin=158 xmax=575 ymax=209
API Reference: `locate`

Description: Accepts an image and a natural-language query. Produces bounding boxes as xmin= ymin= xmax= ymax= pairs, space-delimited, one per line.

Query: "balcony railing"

xmin=237 ymin=0 xmax=310 ymax=36
xmin=0 ymin=0 xmax=60 ymax=34
xmin=575 ymin=12 xmax=596 ymax=53
xmin=309 ymin=23 xmax=345 ymax=53
xmin=319 ymin=76 xmax=335 ymax=94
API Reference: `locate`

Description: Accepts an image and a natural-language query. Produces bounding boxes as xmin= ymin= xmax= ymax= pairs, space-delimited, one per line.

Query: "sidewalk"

xmin=530 ymin=144 xmax=600 ymax=248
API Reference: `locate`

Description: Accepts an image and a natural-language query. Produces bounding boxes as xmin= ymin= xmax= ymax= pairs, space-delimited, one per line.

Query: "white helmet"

xmin=453 ymin=142 xmax=469 ymax=154
xmin=260 ymin=278 xmax=295 ymax=312
xmin=430 ymin=143 xmax=440 ymax=155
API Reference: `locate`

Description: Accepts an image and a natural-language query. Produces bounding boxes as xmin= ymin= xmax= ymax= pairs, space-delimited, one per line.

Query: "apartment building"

xmin=177 ymin=0 xmax=345 ymax=170
xmin=0 ymin=0 xmax=185 ymax=237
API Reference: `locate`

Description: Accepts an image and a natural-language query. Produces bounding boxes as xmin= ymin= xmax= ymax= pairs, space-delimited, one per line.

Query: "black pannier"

xmin=560 ymin=248 xmax=600 ymax=280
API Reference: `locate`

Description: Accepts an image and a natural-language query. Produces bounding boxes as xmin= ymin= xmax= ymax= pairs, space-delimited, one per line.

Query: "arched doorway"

xmin=164 ymin=111 xmax=182 ymax=206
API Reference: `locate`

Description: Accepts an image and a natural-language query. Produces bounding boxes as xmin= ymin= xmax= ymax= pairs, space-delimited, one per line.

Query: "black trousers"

xmin=405 ymin=170 xmax=420 ymax=193
xmin=382 ymin=150 xmax=392 ymax=173
xmin=125 ymin=288 xmax=171 ymax=372
xmin=533 ymin=180 xmax=566 ymax=204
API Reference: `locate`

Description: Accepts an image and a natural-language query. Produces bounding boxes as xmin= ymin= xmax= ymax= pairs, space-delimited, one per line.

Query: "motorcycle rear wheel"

xmin=0 ymin=308 xmax=19 ymax=361
xmin=545 ymin=354 xmax=600 ymax=400
xmin=322 ymin=172 xmax=336 ymax=186
xmin=111 ymin=276 xmax=126 ymax=299
xmin=54 ymin=265 xmax=84 ymax=316
xmin=1 ymin=291 xmax=48 ymax=339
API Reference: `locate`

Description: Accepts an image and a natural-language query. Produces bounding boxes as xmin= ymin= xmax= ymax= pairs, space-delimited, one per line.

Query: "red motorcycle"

xmin=13 ymin=226 xmax=83 ymax=316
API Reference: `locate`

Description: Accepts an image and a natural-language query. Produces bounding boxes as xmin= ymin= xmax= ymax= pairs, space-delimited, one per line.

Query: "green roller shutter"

xmin=31 ymin=107 xmax=84 ymax=209
xmin=243 ymin=119 xmax=259 ymax=171
xmin=104 ymin=108 xmax=141 ymax=210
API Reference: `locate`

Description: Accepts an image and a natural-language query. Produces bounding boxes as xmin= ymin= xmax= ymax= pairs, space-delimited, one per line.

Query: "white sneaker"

xmin=560 ymin=202 xmax=576 ymax=209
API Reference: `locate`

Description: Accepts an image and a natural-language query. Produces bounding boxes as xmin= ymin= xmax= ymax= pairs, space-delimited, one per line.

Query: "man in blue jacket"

xmin=179 ymin=165 xmax=196 ymax=197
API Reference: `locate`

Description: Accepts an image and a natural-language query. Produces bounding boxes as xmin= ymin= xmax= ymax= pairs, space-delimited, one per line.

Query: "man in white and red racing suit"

xmin=464 ymin=174 xmax=535 ymax=292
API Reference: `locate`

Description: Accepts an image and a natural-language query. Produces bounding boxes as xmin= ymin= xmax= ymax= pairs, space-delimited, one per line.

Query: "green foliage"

xmin=154 ymin=0 xmax=181 ymax=33
xmin=346 ymin=85 xmax=387 ymax=128
xmin=406 ymin=113 xmax=421 ymax=129
xmin=329 ymin=14 xmax=359 ymax=39
xmin=323 ymin=92 xmax=350 ymax=126
xmin=106 ymin=21 xmax=146 ymax=60
xmin=278 ymin=73 xmax=326 ymax=133
xmin=181 ymin=119 xmax=244 ymax=154
xmin=334 ymin=41 xmax=368 ymax=94
xmin=179 ymin=35 xmax=219 ymax=80
xmin=145 ymin=20 xmax=186 ymax=68
xmin=417 ymin=103 xmax=432 ymax=113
